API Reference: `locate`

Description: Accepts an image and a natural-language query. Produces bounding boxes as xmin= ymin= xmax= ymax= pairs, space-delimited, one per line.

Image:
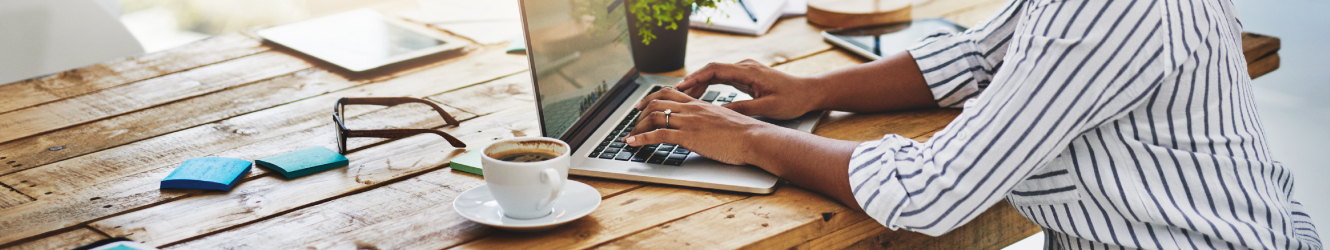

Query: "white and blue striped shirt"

xmin=847 ymin=0 xmax=1323 ymax=249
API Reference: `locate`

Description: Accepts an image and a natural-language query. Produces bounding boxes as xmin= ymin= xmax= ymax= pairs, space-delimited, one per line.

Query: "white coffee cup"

xmin=480 ymin=137 xmax=570 ymax=219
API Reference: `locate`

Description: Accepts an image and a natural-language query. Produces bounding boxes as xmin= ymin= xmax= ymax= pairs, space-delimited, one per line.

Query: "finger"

xmin=634 ymin=86 xmax=695 ymax=110
xmin=721 ymin=98 xmax=775 ymax=116
xmin=625 ymin=128 xmax=683 ymax=147
xmin=628 ymin=108 xmax=695 ymax=136
xmin=677 ymin=62 xmax=759 ymax=97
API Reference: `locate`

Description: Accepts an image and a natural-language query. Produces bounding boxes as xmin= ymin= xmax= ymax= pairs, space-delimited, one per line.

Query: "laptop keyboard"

xmin=587 ymin=86 xmax=738 ymax=166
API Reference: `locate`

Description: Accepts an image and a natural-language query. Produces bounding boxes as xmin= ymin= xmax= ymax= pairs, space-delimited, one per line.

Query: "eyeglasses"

xmin=333 ymin=97 xmax=467 ymax=154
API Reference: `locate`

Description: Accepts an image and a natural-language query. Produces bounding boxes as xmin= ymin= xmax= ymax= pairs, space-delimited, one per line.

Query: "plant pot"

xmin=624 ymin=0 xmax=692 ymax=73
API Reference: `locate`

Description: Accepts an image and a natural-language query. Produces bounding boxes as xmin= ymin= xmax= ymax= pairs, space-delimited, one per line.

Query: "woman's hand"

xmin=624 ymin=87 xmax=781 ymax=165
xmin=647 ymin=59 xmax=820 ymax=120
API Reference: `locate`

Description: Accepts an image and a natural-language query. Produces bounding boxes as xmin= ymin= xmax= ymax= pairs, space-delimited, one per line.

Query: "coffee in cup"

xmin=480 ymin=137 xmax=570 ymax=219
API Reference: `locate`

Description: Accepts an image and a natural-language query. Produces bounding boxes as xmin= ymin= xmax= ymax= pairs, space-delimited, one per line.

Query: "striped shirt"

xmin=847 ymin=0 xmax=1324 ymax=249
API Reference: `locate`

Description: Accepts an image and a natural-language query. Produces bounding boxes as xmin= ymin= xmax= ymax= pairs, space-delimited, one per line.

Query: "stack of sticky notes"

xmin=161 ymin=157 xmax=252 ymax=191
xmin=449 ymin=148 xmax=485 ymax=176
xmin=256 ymin=147 xmax=349 ymax=179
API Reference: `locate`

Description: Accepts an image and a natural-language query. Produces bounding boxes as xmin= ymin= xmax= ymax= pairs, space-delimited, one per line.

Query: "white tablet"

xmin=257 ymin=9 xmax=469 ymax=72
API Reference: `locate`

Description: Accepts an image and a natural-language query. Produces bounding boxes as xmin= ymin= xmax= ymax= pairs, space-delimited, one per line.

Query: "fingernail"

xmin=624 ymin=136 xmax=637 ymax=145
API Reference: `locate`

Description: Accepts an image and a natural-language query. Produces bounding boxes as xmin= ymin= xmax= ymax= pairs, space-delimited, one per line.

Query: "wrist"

xmin=741 ymin=124 xmax=790 ymax=173
xmin=797 ymin=75 xmax=829 ymax=112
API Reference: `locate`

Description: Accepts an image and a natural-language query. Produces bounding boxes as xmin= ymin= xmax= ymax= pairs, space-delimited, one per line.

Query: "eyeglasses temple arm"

xmin=337 ymin=97 xmax=462 ymax=126
xmin=345 ymin=129 xmax=467 ymax=148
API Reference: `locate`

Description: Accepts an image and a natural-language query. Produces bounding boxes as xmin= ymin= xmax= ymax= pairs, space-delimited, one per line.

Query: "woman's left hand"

xmin=623 ymin=87 xmax=778 ymax=165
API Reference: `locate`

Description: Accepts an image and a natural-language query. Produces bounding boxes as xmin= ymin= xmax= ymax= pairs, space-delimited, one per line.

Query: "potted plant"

xmin=624 ymin=0 xmax=726 ymax=73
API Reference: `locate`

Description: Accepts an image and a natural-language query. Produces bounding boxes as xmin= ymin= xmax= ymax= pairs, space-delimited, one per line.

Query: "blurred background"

xmin=49 ymin=0 xmax=1330 ymax=247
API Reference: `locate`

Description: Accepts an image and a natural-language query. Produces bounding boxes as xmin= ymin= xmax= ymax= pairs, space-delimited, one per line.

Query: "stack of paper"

xmin=689 ymin=0 xmax=788 ymax=36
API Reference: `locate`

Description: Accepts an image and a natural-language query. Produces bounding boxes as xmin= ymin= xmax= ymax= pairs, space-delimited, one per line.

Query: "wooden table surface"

xmin=0 ymin=0 xmax=1281 ymax=249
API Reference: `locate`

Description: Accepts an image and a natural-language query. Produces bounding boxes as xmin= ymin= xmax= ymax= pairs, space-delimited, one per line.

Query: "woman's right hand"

xmin=640 ymin=59 xmax=821 ymax=120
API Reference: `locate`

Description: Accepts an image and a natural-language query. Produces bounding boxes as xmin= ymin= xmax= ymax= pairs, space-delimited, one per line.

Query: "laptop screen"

xmin=520 ymin=0 xmax=635 ymax=139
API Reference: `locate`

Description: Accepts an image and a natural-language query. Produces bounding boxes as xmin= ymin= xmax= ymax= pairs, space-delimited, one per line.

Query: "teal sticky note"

xmin=505 ymin=36 xmax=526 ymax=54
xmin=449 ymin=149 xmax=484 ymax=176
xmin=255 ymin=147 xmax=349 ymax=179
xmin=162 ymin=157 xmax=252 ymax=191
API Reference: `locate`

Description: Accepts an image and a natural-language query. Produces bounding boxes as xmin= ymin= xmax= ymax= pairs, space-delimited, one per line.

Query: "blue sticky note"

xmin=255 ymin=147 xmax=349 ymax=179
xmin=162 ymin=157 xmax=252 ymax=191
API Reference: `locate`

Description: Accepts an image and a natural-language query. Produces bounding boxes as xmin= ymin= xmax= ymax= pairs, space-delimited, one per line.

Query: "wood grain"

xmin=806 ymin=0 xmax=911 ymax=28
xmin=427 ymin=72 xmax=535 ymax=116
xmin=0 ymin=47 xmax=522 ymax=200
xmin=0 ymin=70 xmax=356 ymax=176
xmin=1 ymin=227 xmax=107 ymax=250
xmin=773 ymin=49 xmax=865 ymax=76
xmin=814 ymin=109 xmax=963 ymax=142
xmin=1248 ymin=53 xmax=1279 ymax=80
xmin=0 ymin=48 xmax=525 ymax=246
xmin=0 ymin=52 xmax=314 ymax=144
xmin=592 ymin=186 xmax=866 ymax=249
xmin=90 ymin=103 xmax=539 ymax=246
xmin=449 ymin=186 xmax=747 ymax=250
xmin=1242 ymin=33 xmax=1280 ymax=65
xmin=0 ymin=34 xmax=268 ymax=114
xmin=164 ymin=166 xmax=638 ymax=249
xmin=0 ymin=187 xmax=31 ymax=209
xmin=686 ymin=17 xmax=832 ymax=69
xmin=829 ymin=201 xmax=1039 ymax=250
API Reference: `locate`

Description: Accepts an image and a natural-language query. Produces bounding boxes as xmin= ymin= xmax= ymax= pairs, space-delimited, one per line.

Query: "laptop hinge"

xmin=558 ymin=71 xmax=641 ymax=151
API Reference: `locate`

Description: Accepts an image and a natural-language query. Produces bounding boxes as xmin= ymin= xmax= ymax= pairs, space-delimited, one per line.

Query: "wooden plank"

xmin=814 ymin=109 xmax=963 ymax=142
xmin=0 ymin=186 xmax=31 ymax=209
xmin=0 ymin=70 xmax=355 ymax=176
xmin=825 ymin=201 xmax=1040 ymax=250
xmin=592 ymin=186 xmax=866 ymax=249
xmin=163 ymin=162 xmax=638 ymax=249
xmin=0 ymin=52 xmax=314 ymax=144
xmin=0 ymin=47 xmax=522 ymax=199
xmin=427 ymin=72 xmax=535 ymax=117
xmin=0 ymin=99 xmax=477 ymax=246
xmin=685 ymin=17 xmax=832 ymax=69
xmin=447 ymin=186 xmax=747 ymax=250
xmin=0 ymin=34 xmax=268 ymax=114
xmin=90 ymin=102 xmax=539 ymax=246
xmin=1248 ymin=53 xmax=1279 ymax=80
xmin=0 ymin=227 xmax=107 ymax=250
xmin=792 ymin=218 xmax=891 ymax=250
xmin=0 ymin=48 xmax=527 ymax=245
xmin=1242 ymin=32 xmax=1280 ymax=65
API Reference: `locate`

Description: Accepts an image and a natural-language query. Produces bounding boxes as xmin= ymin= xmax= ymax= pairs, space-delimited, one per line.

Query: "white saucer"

xmin=453 ymin=180 xmax=601 ymax=231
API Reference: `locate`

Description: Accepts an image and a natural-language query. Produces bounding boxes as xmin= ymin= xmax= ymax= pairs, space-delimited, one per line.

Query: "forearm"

xmin=745 ymin=126 xmax=863 ymax=211
xmin=805 ymin=51 xmax=937 ymax=112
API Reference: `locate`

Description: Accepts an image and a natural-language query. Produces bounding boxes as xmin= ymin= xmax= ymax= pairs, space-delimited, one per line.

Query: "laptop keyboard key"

xmin=646 ymin=156 xmax=665 ymax=164
xmin=599 ymin=152 xmax=616 ymax=159
xmin=673 ymin=148 xmax=690 ymax=154
xmin=701 ymin=91 xmax=719 ymax=102
xmin=667 ymin=153 xmax=688 ymax=160
xmin=609 ymin=142 xmax=626 ymax=148
xmin=663 ymin=159 xmax=684 ymax=166
xmin=615 ymin=151 xmax=632 ymax=161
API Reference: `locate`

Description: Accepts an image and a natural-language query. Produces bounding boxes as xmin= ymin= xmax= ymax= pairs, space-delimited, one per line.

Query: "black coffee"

xmin=496 ymin=152 xmax=558 ymax=162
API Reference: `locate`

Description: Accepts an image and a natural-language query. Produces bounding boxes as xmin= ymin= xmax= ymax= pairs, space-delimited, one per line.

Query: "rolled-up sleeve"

xmin=852 ymin=0 xmax=1173 ymax=236
xmin=908 ymin=0 xmax=1022 ymax=108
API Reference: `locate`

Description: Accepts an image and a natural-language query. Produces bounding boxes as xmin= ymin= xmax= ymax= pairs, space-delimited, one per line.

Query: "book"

xmin=690 ymin=0 xmax=788 ymax=36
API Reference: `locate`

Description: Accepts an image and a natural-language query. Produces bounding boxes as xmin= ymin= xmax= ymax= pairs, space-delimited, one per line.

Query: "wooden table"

xmin=0 ymin=0 xmax=1280 ymax=249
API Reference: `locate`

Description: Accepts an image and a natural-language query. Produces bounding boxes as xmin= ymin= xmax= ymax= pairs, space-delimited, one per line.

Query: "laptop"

xmin=517 ymin=0 xmax=824 ymax=194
